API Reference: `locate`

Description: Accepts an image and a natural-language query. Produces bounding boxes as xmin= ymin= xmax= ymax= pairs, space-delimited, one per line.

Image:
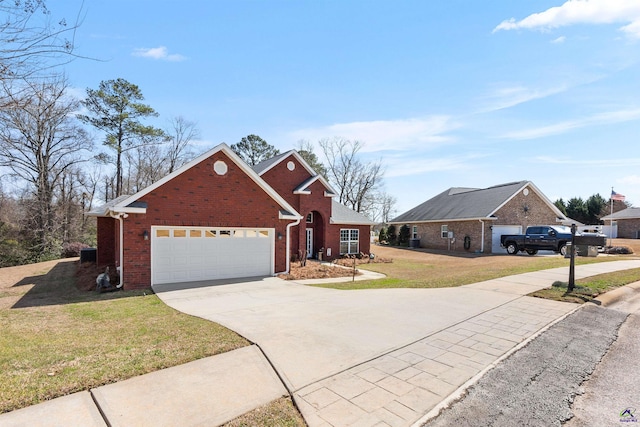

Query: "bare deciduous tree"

xmin=1 ymin=1 xmax=83 ymax=87
xmin=0 ymin=76 xmax=92 ymax=258
xmin=319 ymin=137 xmax=384 ymax=216
xmin=165 ymin=116 xmax=199 ymax=173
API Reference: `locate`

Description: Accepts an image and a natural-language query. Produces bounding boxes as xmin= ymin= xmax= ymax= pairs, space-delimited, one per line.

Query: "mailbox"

xmin=573 ymin=235 xmax=606 ymax=246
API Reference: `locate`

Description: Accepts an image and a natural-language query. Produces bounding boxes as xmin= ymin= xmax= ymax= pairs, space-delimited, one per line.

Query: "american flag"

xmin=611 ymin=190 xmax=626 ymax=202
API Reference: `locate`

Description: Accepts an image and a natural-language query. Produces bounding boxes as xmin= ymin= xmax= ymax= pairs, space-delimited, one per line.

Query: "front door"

xmin=306 ymin=228 xmax=313 ymax=258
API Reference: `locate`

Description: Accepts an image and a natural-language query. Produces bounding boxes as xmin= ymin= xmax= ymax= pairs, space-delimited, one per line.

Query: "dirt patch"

xmin=76 ymin=262 xmax=119 ymax=291
xmin=278 ymin=261 xmax=360 ymax=280
xmin=279 ymin=255 xmax=393 ymax=281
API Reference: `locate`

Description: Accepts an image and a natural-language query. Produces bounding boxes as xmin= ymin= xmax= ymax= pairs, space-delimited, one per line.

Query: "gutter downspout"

xmin=109 ymin=211 xmax=128 ymax=287
xmin=283 ymin=217 xmax=302 ymax=274
xmin=479 ymin=219 xmax=485 ymax=253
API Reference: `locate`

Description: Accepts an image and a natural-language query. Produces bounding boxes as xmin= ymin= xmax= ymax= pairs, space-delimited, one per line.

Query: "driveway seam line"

xmin=89 ymin=390 xmax=112 ymax=427
xmin=252 ymin=344 xmax=309 ymax=426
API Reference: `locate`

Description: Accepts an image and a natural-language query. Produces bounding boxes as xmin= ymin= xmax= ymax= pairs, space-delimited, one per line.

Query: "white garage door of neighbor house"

xmin=491 ymin=225 xmax=522 ymax=254
xmin=151 ymin=226 xmax=274 ymax=285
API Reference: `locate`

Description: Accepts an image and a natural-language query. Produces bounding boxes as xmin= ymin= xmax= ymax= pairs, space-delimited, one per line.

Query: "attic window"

xmin=213 ymin=160 xmax=228 ymax=175
xmin=287 ymin=161 xmax=295 ymax=171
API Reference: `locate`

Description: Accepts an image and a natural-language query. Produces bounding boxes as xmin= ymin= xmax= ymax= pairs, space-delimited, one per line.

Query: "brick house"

xmin=87 ymin=143 xmax=373 ymax=289
xmin=601 ymin=208 xmax=640 ymax=238
xmin=389 ymin=181 xmax=567 ymax=254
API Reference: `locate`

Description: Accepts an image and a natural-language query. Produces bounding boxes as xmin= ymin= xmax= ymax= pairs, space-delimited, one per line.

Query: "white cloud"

xmin=551 ymin=36 xmax=566 ymax=43
xmin=289 ymin=116 xmax=459 ymax=153
xmin=494 ymin=0 xmax=640 ymax=38
xmin=619 ymin=174 xmax=640 ymax=184
xmin=132 ymin=46 xmax=186 ymax=62
xmin=478 ymin=83 xmax=569 ymax=112
xmin=384 ymin=153 xmax=487 ymax=178
xmin=533 ymin=157 xmax=640 ymax=167
xmin=499 ymin=107 xmax=640 ymax=139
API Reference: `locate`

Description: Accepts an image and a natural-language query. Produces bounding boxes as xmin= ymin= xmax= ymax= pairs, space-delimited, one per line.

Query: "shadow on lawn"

xmin=11 ymin=259 xmax=144 ymax=309
xmin=378 ymin=244 xmax=491 ymax=259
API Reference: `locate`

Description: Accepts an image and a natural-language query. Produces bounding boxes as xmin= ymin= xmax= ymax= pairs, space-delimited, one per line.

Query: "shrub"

xmin=387 ymin=225 xmax=397 ymax=246
xmin=378 ymin=228 xmax=387 ymax=244
xmin=398 ymin=225 xmax=411 ymax=246
xmin=62 ymin=242 xmax=89 ymax=258
xmin=604 ymin=246 xmax=634 ymax=254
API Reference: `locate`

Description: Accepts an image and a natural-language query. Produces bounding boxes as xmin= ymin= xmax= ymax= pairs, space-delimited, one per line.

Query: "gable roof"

xmin=390 ymin=181 xmax=566 ymax=223
xmin=87 ymin=143 xmax=301 ymax=220
xmin=254 ymin=150 xmax=337 ymax=196
xmin=330 ymin=200 xmax=376 ymax=225
xmin=601 ymin=207 xmax=640 ymax=220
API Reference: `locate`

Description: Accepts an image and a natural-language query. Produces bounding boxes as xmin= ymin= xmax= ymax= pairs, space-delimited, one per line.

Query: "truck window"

xmin=528 ymin=227 xmax=541 ymax=234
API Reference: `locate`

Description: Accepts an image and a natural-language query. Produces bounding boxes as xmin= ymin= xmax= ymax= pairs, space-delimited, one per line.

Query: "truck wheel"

xmin=506 ymin=242 xmax=518 ymax=255
xmin=559 ymin=244 xmax=567 ymax=256
xmin=526 ymin=249 xmax=538 ymax=256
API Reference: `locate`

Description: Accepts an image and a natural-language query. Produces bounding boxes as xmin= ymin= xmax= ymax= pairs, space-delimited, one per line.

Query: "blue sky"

xmin=53 ymin=0 xmax=640 ymax=215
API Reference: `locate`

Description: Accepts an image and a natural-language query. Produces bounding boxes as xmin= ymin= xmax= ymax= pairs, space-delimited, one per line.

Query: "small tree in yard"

xmin=378 ymin=227 xmax=387 ymax=244
xmin=387 ymin=225 xmax=397 ymax=246
xmin=398 ymin=225 xmax=411 ymax=247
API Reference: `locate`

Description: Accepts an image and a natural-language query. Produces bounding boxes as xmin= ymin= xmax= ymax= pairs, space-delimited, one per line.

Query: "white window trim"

xmin=441 ymin=225 xmax=448 ymax=239
xmin=340 ymin=228 xmax=360 ymax=255
xmin=412 ymin=226 xmax=418 ymax=239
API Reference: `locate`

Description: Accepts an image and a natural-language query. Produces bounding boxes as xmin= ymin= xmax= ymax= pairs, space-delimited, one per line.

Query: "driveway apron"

xmin=153 ymin=260 xmax=640 ymax=426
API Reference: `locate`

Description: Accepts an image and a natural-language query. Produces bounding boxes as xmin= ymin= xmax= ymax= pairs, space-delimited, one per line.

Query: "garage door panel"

xmin=151 ymin=226 xmax=273 ymax=285
xmin=492 ymin=225 xmax=522 ymax=253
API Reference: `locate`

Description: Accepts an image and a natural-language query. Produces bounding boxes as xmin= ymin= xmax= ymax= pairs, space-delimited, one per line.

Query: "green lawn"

xmin=529 ymin=268 xmax=640 ymax=303
xmin=0 ymin=259 xmax=249 ymax=413
xmin=314 ymin=246 xmax=626 ymax=290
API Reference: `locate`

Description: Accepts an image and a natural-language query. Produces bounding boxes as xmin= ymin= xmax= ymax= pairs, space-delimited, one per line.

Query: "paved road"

xmin=421 ymin=304 xmax=627 ymax=427
xmin=566 ymin=292 xmax=640 ymax=427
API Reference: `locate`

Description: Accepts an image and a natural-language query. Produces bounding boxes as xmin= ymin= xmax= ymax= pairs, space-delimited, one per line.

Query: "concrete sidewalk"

xmin=2 ymin=259 xmax=639 ymax=427
xmin=0 ymin=345 xmax=287 ymax=427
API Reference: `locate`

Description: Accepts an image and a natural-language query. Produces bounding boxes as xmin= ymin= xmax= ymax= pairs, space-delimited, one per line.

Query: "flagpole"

xmin=609 ymin=187 xmax=613 ymax=247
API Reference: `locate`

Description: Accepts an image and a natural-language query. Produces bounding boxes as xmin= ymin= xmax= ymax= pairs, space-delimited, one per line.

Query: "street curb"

xmin=594 ymin=281 xmax=640 ymax=307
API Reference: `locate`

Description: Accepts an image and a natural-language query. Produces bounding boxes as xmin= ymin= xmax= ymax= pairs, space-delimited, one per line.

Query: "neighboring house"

xmin=87 ymin=144 xmax=373 ymax=289
xmin=389 ymin=181 xmax=567 ymax=254
xmin=601 ymin=208 xmax=640 ymax=239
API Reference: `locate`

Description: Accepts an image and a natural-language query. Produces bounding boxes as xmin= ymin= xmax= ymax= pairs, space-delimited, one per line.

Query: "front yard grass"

xmin=0 ymin=259 xmax=249 ymax=414
xmin=313 ymin=245 xmax=621 ymax=290
xmin=529 ymin=267 xmax=640 ymax=303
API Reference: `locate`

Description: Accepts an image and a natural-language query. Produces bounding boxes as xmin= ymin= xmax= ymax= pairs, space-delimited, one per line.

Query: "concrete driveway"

xmin=154 ymin=275 xmax=530 ymax=392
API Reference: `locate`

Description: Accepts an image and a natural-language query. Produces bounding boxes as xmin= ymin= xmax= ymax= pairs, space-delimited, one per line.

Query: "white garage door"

xmin=151 ymin=226 xmax=274 ymax=285
xmin=491 ymin=225 xmax=522 ymax=254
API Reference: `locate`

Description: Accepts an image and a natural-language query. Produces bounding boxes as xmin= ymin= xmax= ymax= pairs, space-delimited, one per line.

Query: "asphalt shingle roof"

xmin=601 ymin=207 xmax=640 ymax=220
xmin=391 ymin=181 xmax=529 ymax=223
xmin=331 ymin=200 xmax=376 ymax=225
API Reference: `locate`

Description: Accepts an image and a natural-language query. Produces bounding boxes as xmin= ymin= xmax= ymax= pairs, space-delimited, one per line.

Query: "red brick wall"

xmin=120 ymin=151 xmax=293 ymax=289
xmin=260 ymin=154 xmax=312 ymax=209
xmin=96 ymin=216 xmax=116 ymax=267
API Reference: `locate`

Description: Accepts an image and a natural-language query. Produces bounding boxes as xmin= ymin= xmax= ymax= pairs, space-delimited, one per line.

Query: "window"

xmin=190 ymin=229 xmax=202 ymax=238
xmin=412 ymin=226 xmax=418 ymax=239
xmin=340 ymin=229 xmax=359 ymax=254
xmin=173 ymin=229 xmax=186 ymax=238
xmin=306 ymin=212 xmax=313 ymax=223
xmin=156 ymin=229 xmax=170 ymax=238
xmin=441 ymin=225 xmax=448 ymax=239
xmin=205 ymin=230 xmax=217 ymax=238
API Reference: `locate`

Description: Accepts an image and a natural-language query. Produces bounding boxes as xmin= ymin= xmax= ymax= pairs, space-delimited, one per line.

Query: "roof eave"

xmin=388 ymin=217 xmax=498 ymax=224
